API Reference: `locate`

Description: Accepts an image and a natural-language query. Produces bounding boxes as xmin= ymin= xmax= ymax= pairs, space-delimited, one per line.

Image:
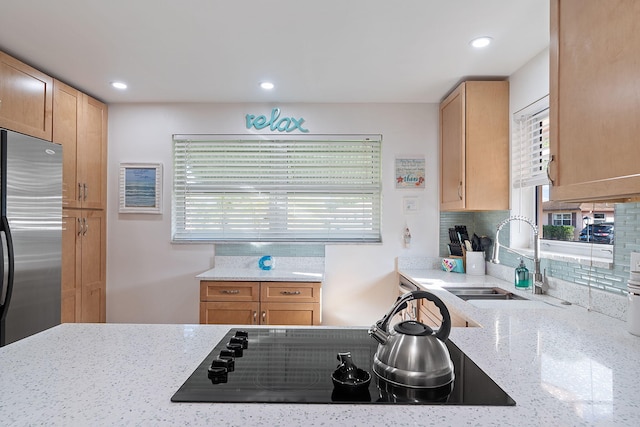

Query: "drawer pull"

xmin=221 ymin=290 xmax=240 ymax=294
xmin=280 ymin=290 xmax=301 ymax=295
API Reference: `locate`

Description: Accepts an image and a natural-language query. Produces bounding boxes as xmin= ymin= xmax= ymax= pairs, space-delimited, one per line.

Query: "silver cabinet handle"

xmin=82 ymin=218 xmax=88 ymax=236
xmin=77 ymin=218 xmax=82 ymax=236
xmin=220 ymin=289 xmax=240 ymax=294
xmin=262 ymin=311 xmax=266 ymax=323
xmin=253 ymin=311 xmax=257 ymax=324
xmin=546 ymin=154 xmax=555 ymax=185
xmin=457 ymin=182 xmax=463 ymax=200
xmin=83 ymin=183 xmax=88 ymax=201
xmin=78 ymin=183 xmax=83 ymax=201
xmin=280 ymin=290 xmax=301 ymax=295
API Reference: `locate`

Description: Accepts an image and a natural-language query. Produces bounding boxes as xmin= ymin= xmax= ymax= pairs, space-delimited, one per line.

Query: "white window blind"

xmin=172 ymin=134 xmax=382 ymax=243
xmin=512 ymin=95 xmax=550 ymax=188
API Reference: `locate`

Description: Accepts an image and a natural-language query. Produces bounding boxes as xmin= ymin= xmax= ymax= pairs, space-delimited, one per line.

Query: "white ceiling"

xmin=0 ymin=0 xmax=549 ymax=104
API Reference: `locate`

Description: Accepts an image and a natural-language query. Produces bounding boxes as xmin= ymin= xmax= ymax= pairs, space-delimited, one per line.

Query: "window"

xmin=552 ymin=213 xmax=571 ymax=226
xmin=172 ymin=134 xmax=382 ymax=243
xmin=512 ymin=95 xmax=614 ymax=260
xmin=512 ymin=95 xmax=550 ymax=190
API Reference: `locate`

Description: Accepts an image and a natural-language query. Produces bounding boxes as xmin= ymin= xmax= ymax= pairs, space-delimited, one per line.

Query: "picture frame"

xmin=395 ymin=156 xmax=426 ymax=189
xmin=119 ymin=163 xmax=163 ymax=214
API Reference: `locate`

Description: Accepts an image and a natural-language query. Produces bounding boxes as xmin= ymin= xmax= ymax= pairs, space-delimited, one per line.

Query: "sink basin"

xmin=443 ymin=287 xmax=529 ymax=301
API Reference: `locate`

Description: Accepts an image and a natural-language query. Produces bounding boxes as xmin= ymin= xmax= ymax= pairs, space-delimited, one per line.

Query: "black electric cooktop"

xmin=171 ymin=328 xmax=516 ymax=405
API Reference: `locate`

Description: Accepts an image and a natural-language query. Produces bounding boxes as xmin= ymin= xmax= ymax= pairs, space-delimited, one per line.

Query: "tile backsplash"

xmin=440 ymin=202 xmax=640 ymax=318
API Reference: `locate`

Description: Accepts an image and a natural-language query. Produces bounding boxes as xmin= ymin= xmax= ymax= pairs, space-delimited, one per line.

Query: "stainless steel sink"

xmin=443 ymin=287 xmax=528 ymax=301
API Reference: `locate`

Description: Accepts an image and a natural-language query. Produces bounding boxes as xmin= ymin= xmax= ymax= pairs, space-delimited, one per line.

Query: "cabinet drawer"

xmin=200 ymin=281 xmax=259 ymax=302
xmin=261 ymin=282 xmax=321 ymax=303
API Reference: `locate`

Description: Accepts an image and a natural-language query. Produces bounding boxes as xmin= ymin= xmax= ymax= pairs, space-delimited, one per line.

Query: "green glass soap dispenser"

xmin=515 ymin=258 xmax=531 ymax=289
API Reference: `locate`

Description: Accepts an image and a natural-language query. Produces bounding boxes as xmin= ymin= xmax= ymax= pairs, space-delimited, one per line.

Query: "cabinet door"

xmin=440 ymin=84 xmax=465 ymax=210
xmin=464 ymin=81 xmax=509 ymax=210
xmin=80 ymin=210 xmax=106 ymax=323
xmin=260 ymin=302 xmax=320 ymax=326
xmin=550 ymin=0 xmax=640 ymax=201
xmin=0 ymin=50 xmax=53 ymax=140
xmin=420 ymin=300 xmax=468 ymax=328
xmin=61 ymin=209 xmax=105 ymax=323
xmin=53 ymin=80 xmax=81 ymax=208
xmin=260 ymin=282 xmax=321 ymax=303
xmin=77 ymin=95 xmax=107 ymax=209
xmin=61 ymin=211 xmax=82 ymax=323
xmin=200 ymin=301 xmax=260 ymax=324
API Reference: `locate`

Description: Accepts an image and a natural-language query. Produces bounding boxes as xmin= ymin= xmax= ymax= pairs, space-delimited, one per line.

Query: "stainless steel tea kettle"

xmin=368 ymin=290 xmax=454 ymax=388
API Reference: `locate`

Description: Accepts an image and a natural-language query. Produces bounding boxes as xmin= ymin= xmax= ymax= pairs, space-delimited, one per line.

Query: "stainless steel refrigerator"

xmin=0 ymin=129 xmax=62 ymax=347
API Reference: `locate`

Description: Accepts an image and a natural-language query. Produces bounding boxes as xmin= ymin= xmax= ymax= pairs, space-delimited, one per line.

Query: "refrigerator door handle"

xmin=0 ymin=216 xmax=15 ymax=321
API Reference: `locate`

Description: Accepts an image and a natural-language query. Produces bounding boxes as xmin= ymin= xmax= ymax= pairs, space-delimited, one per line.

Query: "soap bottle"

xmin=515 ymin=259 xmax=531 ymax=289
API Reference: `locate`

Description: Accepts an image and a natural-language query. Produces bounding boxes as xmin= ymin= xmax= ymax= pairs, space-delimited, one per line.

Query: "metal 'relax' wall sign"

xmin=245 ymin=108 xmax=309 ymax=133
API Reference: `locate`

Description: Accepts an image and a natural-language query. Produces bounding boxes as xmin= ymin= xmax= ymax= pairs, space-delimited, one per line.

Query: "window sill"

xmin=515 ymin=241 xmax=614 ymax=269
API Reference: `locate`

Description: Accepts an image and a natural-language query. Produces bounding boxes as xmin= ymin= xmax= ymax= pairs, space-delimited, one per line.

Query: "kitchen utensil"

xmin=448 ymin=243 xmax=463 ymax=256
xmin=368 ymin=290 xmax=454 ymax=388
xmin=480 ymin=236 xmax=493 ymax=251
xmin=455 ymin=225 xmax=469 ymax=243
xmin=331 ymin=352 xmax=371 ymax=391
xmin=471 ymin=233 xmax=481 ymax=251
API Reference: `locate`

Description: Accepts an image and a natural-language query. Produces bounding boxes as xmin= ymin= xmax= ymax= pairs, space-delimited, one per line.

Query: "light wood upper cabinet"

xmin=439 ymin=81 xmax=509 ymax=211
xmin=0 ymin=50 xmax=53 ymax=140
xmin=61 ymin=209 xmax=106 ymax=323
xmin=549 ymin=0 xmax=640 ymax=202
xmin=53 ymin=80 xmax=107 ymax=209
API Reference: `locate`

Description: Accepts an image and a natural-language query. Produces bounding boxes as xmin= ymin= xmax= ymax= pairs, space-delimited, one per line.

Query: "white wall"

xmin=106 ymin=103 xmax=439 ymax=326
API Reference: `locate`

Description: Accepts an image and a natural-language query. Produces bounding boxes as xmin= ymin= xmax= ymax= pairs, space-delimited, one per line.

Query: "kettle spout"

xmin=368 ymin=323 xmax=389 ymax=345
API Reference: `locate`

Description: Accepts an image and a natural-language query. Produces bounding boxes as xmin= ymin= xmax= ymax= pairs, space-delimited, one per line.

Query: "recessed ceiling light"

xmin=260 ymin=82 xmax=275 ymax=90
xmin=470 ymin=36 xmax=492 ymax=48
xmin=111 ymin=81 xmax=128 ymax=90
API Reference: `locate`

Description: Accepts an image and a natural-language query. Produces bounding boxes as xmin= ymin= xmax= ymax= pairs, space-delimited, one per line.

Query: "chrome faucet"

xmin=490 ymin=215 xmax=546 ymax=294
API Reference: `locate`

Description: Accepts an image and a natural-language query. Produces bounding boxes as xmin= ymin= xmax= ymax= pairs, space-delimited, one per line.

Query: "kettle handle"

xmin=375 ymin=290 xmax=451 ymax=341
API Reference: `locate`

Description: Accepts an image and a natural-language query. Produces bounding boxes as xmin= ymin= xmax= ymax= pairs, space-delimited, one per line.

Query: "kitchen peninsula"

xmin=1 ymin=268 xmax=638 ymax=426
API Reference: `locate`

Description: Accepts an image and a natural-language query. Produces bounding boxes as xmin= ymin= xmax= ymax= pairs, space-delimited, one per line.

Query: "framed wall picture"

xmin=119 ymin=163 xmax=163 ymax=214
xmin=395 ymin=156 xmax=426 ymax=189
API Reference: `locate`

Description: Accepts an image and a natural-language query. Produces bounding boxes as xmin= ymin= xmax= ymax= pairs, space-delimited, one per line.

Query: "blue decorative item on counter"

xmin=258 ymin=255 xmax=274 ymax=270
xmin=441 ymin=258 xmax=464 ymax=273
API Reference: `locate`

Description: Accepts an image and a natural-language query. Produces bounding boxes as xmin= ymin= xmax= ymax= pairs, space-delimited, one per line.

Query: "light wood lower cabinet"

xmin=200 ymin=281 xmax=321 ymax=325
xmin=419 ymin=299 xmax=475 ymax=328
xmin=61 ymin=209 xmax=106 ymax=323
xmin=397 ymin=287 xmax=475 ymax=328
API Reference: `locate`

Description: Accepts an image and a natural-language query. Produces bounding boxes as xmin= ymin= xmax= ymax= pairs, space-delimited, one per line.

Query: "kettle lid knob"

xmin=393 ymin=320 xmax=434 ymax=336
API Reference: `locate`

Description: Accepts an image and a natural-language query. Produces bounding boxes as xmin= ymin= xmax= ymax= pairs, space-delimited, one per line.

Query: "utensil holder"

xmin=465 ymin=251 xmax=486 ymax=276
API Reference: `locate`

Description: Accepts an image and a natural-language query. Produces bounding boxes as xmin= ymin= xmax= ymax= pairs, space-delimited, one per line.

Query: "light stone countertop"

xmin=196 ymin=256 xmax=325 ymax=282
xmin=196 ymin=267 xmax=324 ymax=282
xmin=0 ymin=270 xmax=638 ymax=426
